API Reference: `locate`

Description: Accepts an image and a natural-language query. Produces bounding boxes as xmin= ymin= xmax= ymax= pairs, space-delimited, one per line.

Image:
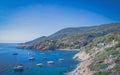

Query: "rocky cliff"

xmin=68 ymin=32 xmax=120 ymax=75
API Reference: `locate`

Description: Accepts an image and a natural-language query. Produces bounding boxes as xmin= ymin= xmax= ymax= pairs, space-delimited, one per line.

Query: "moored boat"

xmin=47 ymin=61 xmax=54 ymax=64
xmin=36 ymin=63 xmax=43 ymax=67
xmin=13 ymin=64 xmax=24 ymax=71
xmin=28 ymin=57 xmax=35 ymax=60
xmin=59 ymin=58 xmax=64 ymax=61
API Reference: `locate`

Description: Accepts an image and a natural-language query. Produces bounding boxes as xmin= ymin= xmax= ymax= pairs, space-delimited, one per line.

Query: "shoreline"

xmin=67 ymin=40 xmax=119 ymax=75
xmin=17 ymin=46 xmax=80 ymax=51
xmin=66 ymin=50 xmax=92 ymax=75
xmin=57 ymin=49 xmax=80 ymax=51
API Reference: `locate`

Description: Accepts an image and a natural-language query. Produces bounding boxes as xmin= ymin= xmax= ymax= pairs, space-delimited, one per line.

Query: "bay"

xmin=0 ymin=43 xmax=79 ymax=75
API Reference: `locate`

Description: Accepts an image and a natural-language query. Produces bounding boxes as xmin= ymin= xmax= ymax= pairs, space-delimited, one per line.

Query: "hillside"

xmin=48 ymin=23 xmax=120 ymax=39
xmin=18 ymin=23 xmax=120 ymax=50
xmin=20 ymin=36 xmax=47 ymax=45
xmin=69 ymin=32 xmax=120 ymax=75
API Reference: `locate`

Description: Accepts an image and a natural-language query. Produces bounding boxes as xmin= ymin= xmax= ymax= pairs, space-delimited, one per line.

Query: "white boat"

xmin=13 ymin=65 xmax=24 ymax=71
xmin=28 ymin=52 xmax=35 ymax=60
xmin=28 ymin=57 xmax=35 ymax=60
xmin=59 ymin=58 xmax=64 ymax=61
xmin=47 ymin=61 xmax=54 ymax=64
xmin=36 ymin=63 xmax=43 ymax=67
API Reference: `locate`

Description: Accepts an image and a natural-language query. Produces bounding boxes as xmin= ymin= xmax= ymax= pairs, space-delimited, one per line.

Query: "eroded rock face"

xmin=104 ymin=59 xmax=109 ymax=64
xmin=73 ymin=51 xmax=90 ymax=61
xmin=68 ymin=50 xmax=92 ymax=75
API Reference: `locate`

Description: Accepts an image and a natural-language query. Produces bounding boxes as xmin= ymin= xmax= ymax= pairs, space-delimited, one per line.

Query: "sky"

xmin=0 ymin=0 xmax=120 ymax=43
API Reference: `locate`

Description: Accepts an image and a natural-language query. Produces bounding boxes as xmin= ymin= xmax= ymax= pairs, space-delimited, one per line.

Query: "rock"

xmin=104 ymin=59 xmax=109 ymax=64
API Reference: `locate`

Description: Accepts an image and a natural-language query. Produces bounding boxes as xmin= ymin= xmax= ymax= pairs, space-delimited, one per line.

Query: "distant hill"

xmin=18 ymin=23 xmax=120 ymax=50
xmin=20 ymin=36 xmax=47 ymax=45
xmin=48 ymin=23 xmax=120 ymax=39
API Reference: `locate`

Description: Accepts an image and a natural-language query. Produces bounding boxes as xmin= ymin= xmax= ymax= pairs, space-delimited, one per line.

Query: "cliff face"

xmin=18 ymin=23 xmax=120 ymax=50
xmin=69 ymin=33 xmax=120 ymax=75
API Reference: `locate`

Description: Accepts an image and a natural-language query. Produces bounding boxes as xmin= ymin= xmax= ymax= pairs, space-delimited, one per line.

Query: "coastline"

xmin=67 ymin=38 xmax=119 ymax=75
xmin=57 ymin=49 xmax=80 ymax=51
xmin=66 ymin=50 xmax=92 ymax=75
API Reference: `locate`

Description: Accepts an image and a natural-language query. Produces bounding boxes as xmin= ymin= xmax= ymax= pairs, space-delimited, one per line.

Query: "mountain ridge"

xmin=18 ymin=23 xmax=120 ymax=50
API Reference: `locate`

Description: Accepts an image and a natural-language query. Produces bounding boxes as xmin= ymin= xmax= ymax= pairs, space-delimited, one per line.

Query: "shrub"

xmin=95 ymin=52 xmax=107 ymax=61
xmin=106 ymin=48 xmax=120 ymax=56
xmin=104 ymin=36 xmax=114 ymax=43
xmin=114 ymin=59 xmax=120 ymax=72
xmin=116 ymin=42 xmax=120 ymax=47
xmin=95 ymin=71 xmax=108 ymax=75
xmin=89 ymin=63 xmax=108 ymax=71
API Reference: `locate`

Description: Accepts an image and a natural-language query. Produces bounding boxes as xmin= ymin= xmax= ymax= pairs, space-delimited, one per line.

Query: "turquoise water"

xmin=0 ymin=43 xmax=79 ymax=75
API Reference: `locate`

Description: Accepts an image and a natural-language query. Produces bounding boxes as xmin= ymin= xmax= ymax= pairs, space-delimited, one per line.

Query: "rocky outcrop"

xmin=67 ymin=49 xmax=92 ymax=75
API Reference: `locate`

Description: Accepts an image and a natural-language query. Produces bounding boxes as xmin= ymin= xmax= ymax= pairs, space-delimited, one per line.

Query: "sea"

xmin=0 ymin=43 xmax=79 ymax=75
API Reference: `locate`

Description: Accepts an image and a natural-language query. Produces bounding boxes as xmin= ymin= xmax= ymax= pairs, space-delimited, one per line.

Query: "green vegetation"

xmin=86 ymin=32 xmax=120 ymax=75
xmin=116 ymin=42 xmax=120 ymax=47
xmin=96 ymin=34 xmax=116 ymax=44
xmin=88 ymin=46 xmax=120 ymax=75
xmin=95 ymin=71 xmax=108 ymax=75
xmin=115 ymin=66 xmax=120 ymax=73
xmin=95 ymin=51 xmax=107 ymax=60
xmin=103 ymin=36 xmax=114 ymax=43
xmin=114 ymin=59 xmax=120 ymax=72
xmin=94 ymin=47 xmax=120 ymax=61
xmin=106 ymin=48 xmax=120 ymax=56
xmin=89 ymin=63 xmax=108 ymax=71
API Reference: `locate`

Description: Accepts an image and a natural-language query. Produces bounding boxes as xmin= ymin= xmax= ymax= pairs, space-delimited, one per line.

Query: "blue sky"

xmin=0 ymin=0 xmax=120 ymax=43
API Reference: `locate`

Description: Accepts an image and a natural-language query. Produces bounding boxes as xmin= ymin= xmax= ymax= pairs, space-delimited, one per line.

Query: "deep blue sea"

xmin=0 ymin=43 xmax=79 ymax=75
